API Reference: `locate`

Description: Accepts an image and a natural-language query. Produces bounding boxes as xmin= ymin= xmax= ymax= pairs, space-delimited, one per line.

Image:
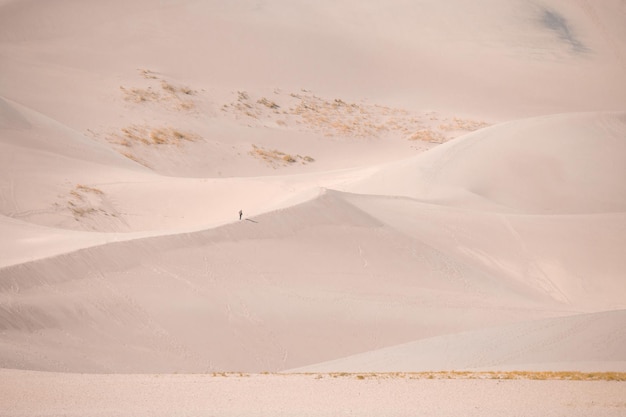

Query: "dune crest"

xmin=343 ymin=112 xmax=626 ymax=214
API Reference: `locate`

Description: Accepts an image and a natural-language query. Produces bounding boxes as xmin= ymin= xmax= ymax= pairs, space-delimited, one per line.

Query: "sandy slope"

xmin=1 ymin=0 xmax=624 ymax=120
xmin=0 ymin=190 xmax=562 ymax=372
xmin=342 ymin=112 xmax=626 ymax=214
xmin=1 ymin=0 xmax=626 ymax=415
xmin=2 ymin=124 xmax=625 ymax=372
xmin=293 ymin=309 xmax=626 ymax=373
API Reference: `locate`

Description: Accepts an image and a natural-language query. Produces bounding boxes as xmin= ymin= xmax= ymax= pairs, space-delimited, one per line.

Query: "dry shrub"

xmin=66 ymin=184 xmax=106 ymax=220
xmin=408 ymin=129 xmax=445 ymax=143
xmin=120 ymin=70 xmax=196 ymax=110
xmin=160 ymin=81 xmax=177 ymax=94
xmin=250 ymin=144 xmax=314 ymax=168
xmin=257 ymin=97 xmax=280 ymax=109
xmin=118 ymin=126 xmax=198 ymax=146
xmin=139 ymin=69 xmax=159 ymax=79
xmin=180 ymin=86 xmax=194 ymax=95
xmin=238 ymin=91 xmax=250 ymax=101
xmin=160 ymin=80 xmax=195 ymax=96
xmin=120 ymin=151 xmax=149 ymax=167
xmin=70 ymin=206 xmax=96 ymax=217
xmin=439 ymin=117 xmax=489 ymax=132
xmin=120 ymin=86 xmax=159 ymax=103
xmin=76 ymin=184 xmax=104 ymax=195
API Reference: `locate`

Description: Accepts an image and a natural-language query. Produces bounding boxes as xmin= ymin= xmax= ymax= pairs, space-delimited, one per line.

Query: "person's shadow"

xmin=245 ymin=218 xmax=258 ymax=223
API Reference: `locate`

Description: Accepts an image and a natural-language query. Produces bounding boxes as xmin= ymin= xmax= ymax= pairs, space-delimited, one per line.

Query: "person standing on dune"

xmin=239 ymin=209 xmax=243 ymax=220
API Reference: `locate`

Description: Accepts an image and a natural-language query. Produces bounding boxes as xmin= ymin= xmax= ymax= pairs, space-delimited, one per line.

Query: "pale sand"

xmin=1 ymin=0 xmax=626 ymax=415
xmin=1 ymin=370 xmax=625 ymax=417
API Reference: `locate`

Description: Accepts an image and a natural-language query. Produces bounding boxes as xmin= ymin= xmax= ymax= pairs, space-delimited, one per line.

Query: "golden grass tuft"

xmin=257 ymin=97 xmax=280 ymax=109
xmin=249 ymin=145 xmax=315 ymax=168
xmin=120 ymin=86 xmax=159 ymax=103
xmin=408 ymin=129 xmax=446 ymax=143
xmin=138 ymin=68 xmax=159 ymax=79
xmin=160 ymin=80 xmax=195 ymax=96
xmin=118 ymin=126 xmax=199 ymax=147
xmin=160 ymin=81 xmax=177 ymax=94
xmin=102 ymin=125 xmax=200 ymax=166
xmin=438 ymin=117 xmax=489 ymax=132
xmin=66 ymin=184 xmax=107 ymax=220
xmin=238 ymin=91 xmax=250 ymax=101
xmin=70 ymin=206 xmax=96 ymax=217
xmin=120 ymin=70 xmax=196 ymax=110
xmin=76 ymin=184 xmax=104 ymax=195
xmin=120 ymin=151 xmax=149 ymax=167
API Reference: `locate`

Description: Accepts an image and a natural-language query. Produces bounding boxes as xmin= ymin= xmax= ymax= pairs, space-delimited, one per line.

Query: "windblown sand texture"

xmin=1 ymin=0 xmax=625 ymax=415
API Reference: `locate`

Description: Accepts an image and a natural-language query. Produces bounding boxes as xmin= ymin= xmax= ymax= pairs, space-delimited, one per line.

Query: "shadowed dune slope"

xmin=0 ymin=191 xmax=577 ymax=373
xmin=1 ymin=180 xmax=625 ymax=372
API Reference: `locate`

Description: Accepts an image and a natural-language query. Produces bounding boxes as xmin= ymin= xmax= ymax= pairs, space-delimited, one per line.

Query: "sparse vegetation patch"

xmin=53 ymin=184 xmax=130 ymax=231
xmin=120 ymin=69 xmax=196 ymax=111
xmin=119 ymin=86 xmax=160 ymax=103
xmin=139 ymin=69 xmax=159 ymax=80
xmin=293 ymin=371 xmax=626 ymax=381
xmin=113 ymin=125 xmax=199 ymax=147
xmin=64 ymin=184 xmax=112 ymax=222
xmin=99 ymin=125 xmax=201 ymax=167
xmin=222 ymin=89 xmax=490 ymax=143
xmin=408 ymin=129 xmax=446 ymax=143
xmin=197 ymin=371 xmax=626 ymax=381
xmin=75 ymin=184 xmax=104 ymax=195
xmin=257 ymin=97 xmax=280 ymax=110
xmin=250 ymin=144 xmax=315 ymax=168
xmin=438 ymin=117 xmax=490 ymax=132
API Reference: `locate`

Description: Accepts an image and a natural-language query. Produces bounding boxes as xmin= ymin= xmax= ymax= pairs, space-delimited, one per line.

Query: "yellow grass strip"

xmin=290 ymin=371 xmax=626 ymax=381
xmin=201 ymin=371 xmax=626 ymax=381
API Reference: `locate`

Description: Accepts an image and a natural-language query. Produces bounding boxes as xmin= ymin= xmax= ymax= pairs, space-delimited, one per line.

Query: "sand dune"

xmin=1 ymin=0 xmax=625 ymax=415
xmin=0 ymin=191 xmax=564 ymax=372
xmin=1 ymin=180 xmax=624 ymax=372
xmin=293 ymin=309 xmax=626 ymax=373
xmin=343 ymin=112 xmax=626 ymax=213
